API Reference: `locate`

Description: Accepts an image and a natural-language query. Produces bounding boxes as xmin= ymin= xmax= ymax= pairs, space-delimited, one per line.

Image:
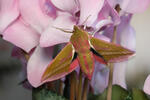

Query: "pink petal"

xmin=27 ymin=46 xmax=53 ymax=87
xmin=96 ymin=0 xmax=120 ymax=28
xmin=95 ymin=19 xmax=113 ymax=30
xmin=144 ymin=75 xmax=150 ymax=95
xmin=19 ymin=0 xmax=55 ymax=34
xmin=94 ymin=34 xmax=111 ymax=42
xmin=51 ymin=0 xmax=78 ymax=14
xmin=103 ymin=14 xmax=134 ymax=46
xmin=118 ymin=15 xmax=136 ymax=51
xmin=79 ymin=0 xmax=105 ymax=26
xmin=40 ymin=12 xmax=76 ymax=47
xmin=40 ymin=0 xmax=57 ymax=18
xmin=0 ymin=0 xmax=19 ymax=33
xmin=125 ymin=0 xmax=150 ymax=13
xmin=108 ymin=0 xmax=150 ymax=13
xmin=3 ymin=18 xmax=40 ymax=52
xmin=120 ymin=25 xmax=136 ymax=50
xmin=113 ymin=62 xmax=127 ymax=89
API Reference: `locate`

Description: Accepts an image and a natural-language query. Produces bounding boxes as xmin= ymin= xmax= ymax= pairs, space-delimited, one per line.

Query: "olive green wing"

xmin=41 ymin=43 xmax=78 ymax=82
xmin=90 ymin=37 xmax=135 ymax=63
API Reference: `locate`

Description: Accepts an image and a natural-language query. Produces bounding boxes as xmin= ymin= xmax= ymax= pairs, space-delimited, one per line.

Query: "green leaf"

xmin=132 ymin=88 xmax=149 ymax=100
xmin=88 ymin=93 xmax=99 ymax=100
xmin=112 ymin=85 xmax=129 ymax=100
xmin=32 ymin=88 xmax=68 ymax=100
xmin=88 ymin=85 xmax=129 ymax=100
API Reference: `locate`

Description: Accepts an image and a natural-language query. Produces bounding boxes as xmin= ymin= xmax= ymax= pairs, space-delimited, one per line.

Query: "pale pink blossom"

xmin=144 ymin=75 xmax=150 ymax=95
xmin=0 ymin=0 xmax=142 ymax=88
xmin=0 ymin=0 xmax=19 ymax=33
xmin=39 ymin=0 xmax=120 ymax=47
xmin=25 ymin=0 xmax=119 ymax=87
xmin=0 ymin=0 xmax=119 ymax=52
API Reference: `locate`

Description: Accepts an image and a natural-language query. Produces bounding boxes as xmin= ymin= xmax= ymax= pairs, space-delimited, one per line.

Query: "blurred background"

xmin=127 ymin=6 xmax=150 ymax=89
xmin=0 ymin=7 xmax=150 ymax=100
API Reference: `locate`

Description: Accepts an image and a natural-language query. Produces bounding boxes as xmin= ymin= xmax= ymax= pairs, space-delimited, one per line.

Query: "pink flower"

xmin=39 ymin=0 xmax=120 ymax=47
xmin=144 ymin=75 xmax=150 ymax=95
xmin=0 ymin=0 xmax=121 ymax=87
xmin=28 ymin=0 xmax=122 ymax=87
xmin=0 ymin=0 xmax=143 ymax=88
xmin=0 ymin=0 xmax=97 ymax=87
xmin=0 ymin=0 xmax=118 ymax=56
xmin=0 ymin=0 xmax=19 ymax=33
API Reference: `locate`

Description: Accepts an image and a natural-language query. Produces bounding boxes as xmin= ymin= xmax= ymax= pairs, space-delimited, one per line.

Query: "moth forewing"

xmin=41 ymin=43 xmax=78 ymax=82
xmin=90 ymin=37 xmax=135 ymax=63
xmin=41 ymin=25 xmax=135 ymax=83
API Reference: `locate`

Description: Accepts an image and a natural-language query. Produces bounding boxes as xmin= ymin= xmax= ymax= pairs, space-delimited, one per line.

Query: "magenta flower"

xmin=144 ymin=75 xmax=150 ymax=95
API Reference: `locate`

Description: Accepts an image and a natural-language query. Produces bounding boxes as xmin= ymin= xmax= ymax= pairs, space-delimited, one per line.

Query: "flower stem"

xmin=82 ymin=78 xmax=89 ymax=100
xmin=74 ymin=72 xmax=78 ymax=98
xmin=46 ymin=82 xmax=56 ymax=92
xmin=77 ymin=70 xmax=83 ymax=100
xmin=70 ymin=72 xmax=76 ymax=100
xmin=59 ymin=80 xmax=63 ymax=96
xmin=111 ymin=26 xmax=117 ymax=43
xmin=107 ymin=26 xmax=117 ymax=100
xmin=107 ymin=4 xmax=121 ymax=100
xmin=21 ymin=50 xmax=30 ymax=60
xmin=107 ymin=63 xmax=114 ymax=100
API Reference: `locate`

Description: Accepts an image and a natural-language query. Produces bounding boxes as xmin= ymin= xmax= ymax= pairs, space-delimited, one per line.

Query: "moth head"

xmin=73 ymin=25 xmax=83 ymax=35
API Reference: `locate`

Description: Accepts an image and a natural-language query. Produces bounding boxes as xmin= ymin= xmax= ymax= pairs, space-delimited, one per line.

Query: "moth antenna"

xmin=52 ymin=26 xmax=73 ymax=33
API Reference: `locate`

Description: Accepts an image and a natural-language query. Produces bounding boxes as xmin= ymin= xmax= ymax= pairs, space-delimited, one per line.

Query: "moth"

xmin=41 ymin=25 xmax=134 ymax=82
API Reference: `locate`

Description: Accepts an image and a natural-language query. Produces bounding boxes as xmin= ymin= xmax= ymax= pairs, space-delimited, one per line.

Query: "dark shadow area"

xmin=0 ymin=39 xmax=32 ymax=100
